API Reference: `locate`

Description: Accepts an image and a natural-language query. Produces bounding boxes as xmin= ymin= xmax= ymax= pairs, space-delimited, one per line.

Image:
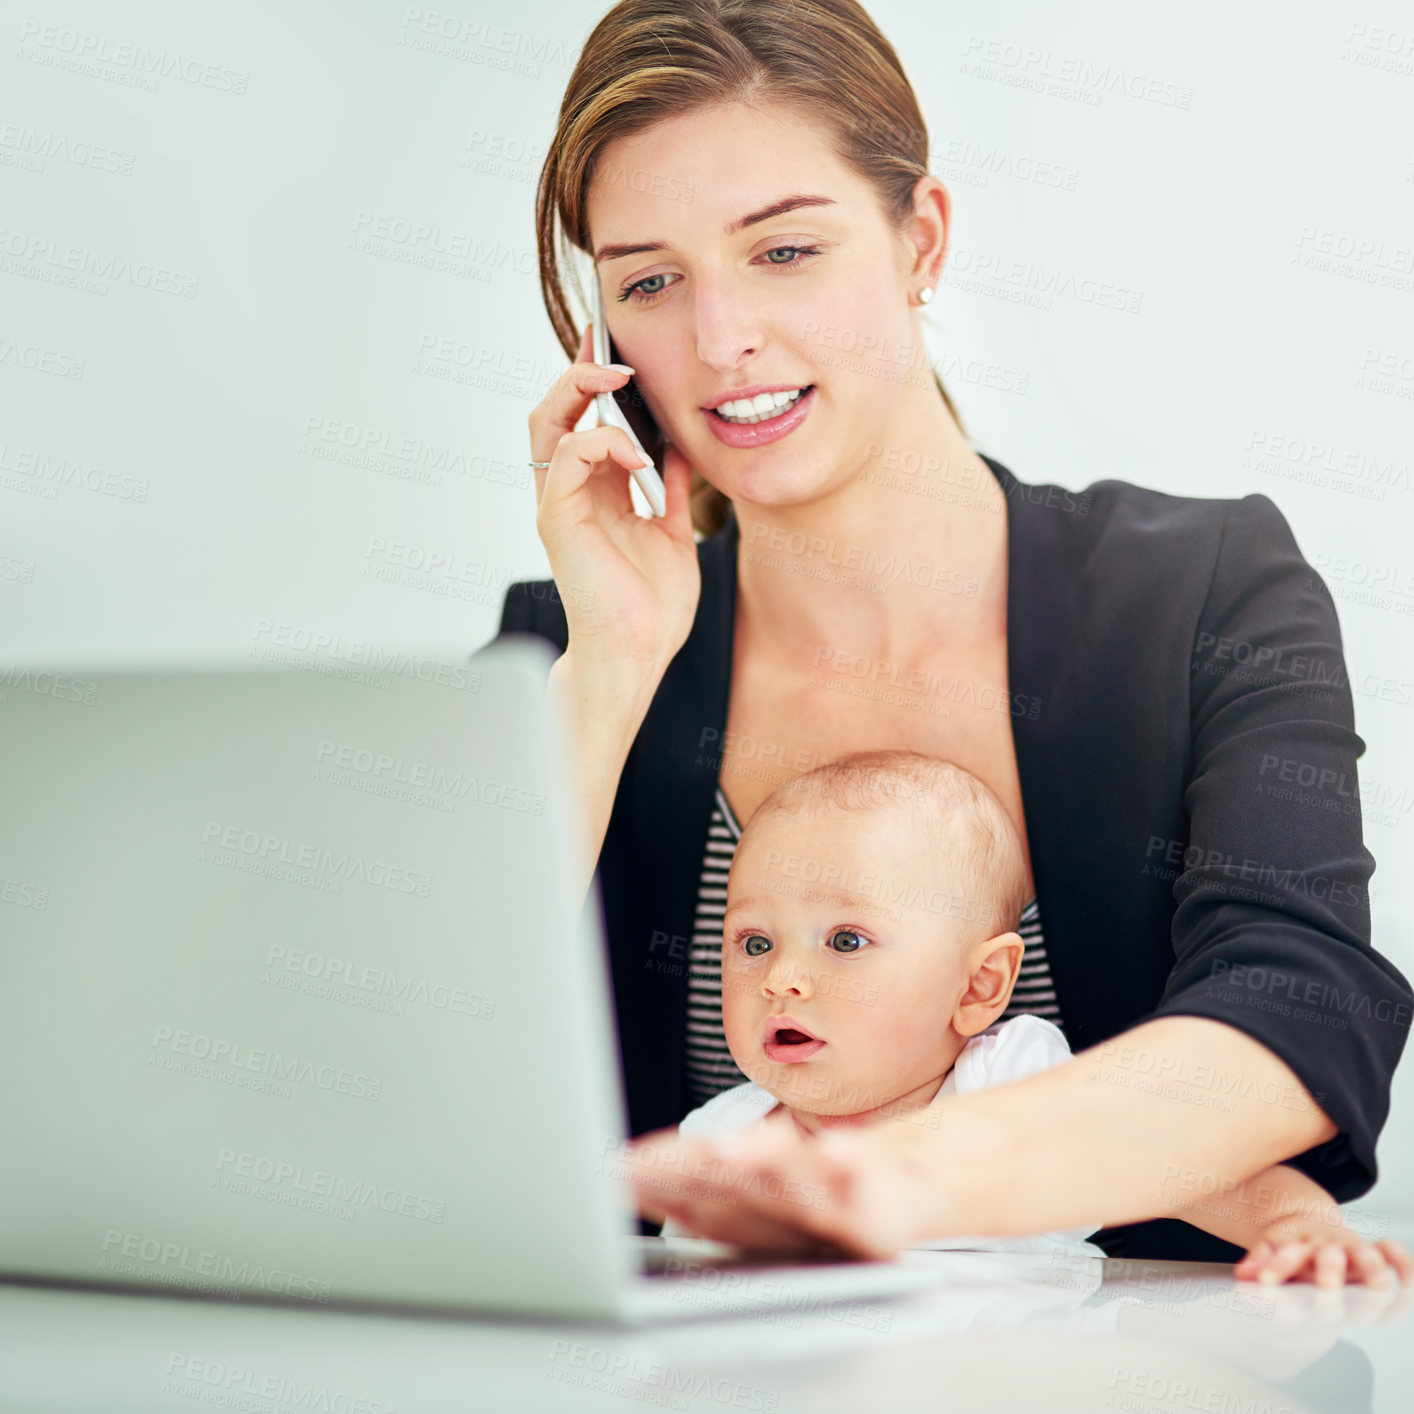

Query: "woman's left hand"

xmin=1234 ymin=1218 xmax=1414 ymax=1289
xmin=626 ymin=1108 xmax=941 ymax=1259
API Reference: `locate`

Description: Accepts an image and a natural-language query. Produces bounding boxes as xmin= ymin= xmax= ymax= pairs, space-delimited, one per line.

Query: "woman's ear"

xmin=906 ymin=173 xmax=951 ymax=291
xmin=952 ymin=930 xmax=1025 ymax=1038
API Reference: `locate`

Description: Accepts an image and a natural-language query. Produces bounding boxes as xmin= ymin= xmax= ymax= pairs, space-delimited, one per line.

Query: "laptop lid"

xmin=0 ymin=638 xmax=639 ymax=1318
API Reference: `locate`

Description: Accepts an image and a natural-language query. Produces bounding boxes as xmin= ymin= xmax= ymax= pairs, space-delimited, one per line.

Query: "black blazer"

xmin=486 ymin=453 xmax=1412 ymax=1261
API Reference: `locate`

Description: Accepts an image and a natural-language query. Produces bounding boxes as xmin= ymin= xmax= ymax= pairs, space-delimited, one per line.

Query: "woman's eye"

xmin=620 ymin=245 xmax=822 ymax=304
xmin=761 ymin=244 xmax=819 ymax=266
xmin=621 ymin=272 xmax=669 ymax=302
xmin=741 ymin=935 xmax=772 ymax=958
xmin=828 ymin=930 xmax=868 ymax=954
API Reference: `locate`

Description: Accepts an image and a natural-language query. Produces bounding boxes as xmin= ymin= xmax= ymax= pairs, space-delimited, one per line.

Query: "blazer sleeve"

xmin=495 ymin=580 xmax=537 ymax=637
xmin=484 ymin=576 xmax=569 ymax=656
xmin=1142 ymin=492 xmax=1411 ymax=1202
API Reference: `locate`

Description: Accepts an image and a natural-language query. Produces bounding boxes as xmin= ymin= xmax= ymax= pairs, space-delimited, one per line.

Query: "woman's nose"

xmin=692 ymin=281 xmax=765 ymax=371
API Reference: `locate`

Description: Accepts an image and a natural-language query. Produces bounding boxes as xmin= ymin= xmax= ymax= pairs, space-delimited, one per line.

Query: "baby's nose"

xmin=763 ymin=961 xmax=814 ymax=996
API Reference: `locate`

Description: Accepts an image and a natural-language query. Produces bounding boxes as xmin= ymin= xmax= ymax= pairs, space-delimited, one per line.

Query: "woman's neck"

xmin=732 ymin=405 xmax=1008 ymax=670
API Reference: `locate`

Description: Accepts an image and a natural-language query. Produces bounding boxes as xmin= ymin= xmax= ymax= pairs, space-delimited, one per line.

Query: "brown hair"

xmin=739 ymin=749 xmax=1031 ymax=938
xmin=534 ymin=0 xmax=968 ymax=539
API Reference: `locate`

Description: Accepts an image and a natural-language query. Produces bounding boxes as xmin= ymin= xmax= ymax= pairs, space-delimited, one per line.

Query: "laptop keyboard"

xmin=636 ymin=1236 xmax=848 ymax=1276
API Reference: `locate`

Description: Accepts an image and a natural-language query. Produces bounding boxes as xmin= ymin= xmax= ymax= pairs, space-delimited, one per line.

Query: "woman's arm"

xmin=1161 ymin=1160 xmax=1414 ymax=1288
xmin=548 ymin=649 xmax=665 ymax=906
xmin=1147 ymin=492 xmax=1410 ymax=1207
xmin=905 ymin=1013 xmax=1339 ymax=1238
xmin=493 ymin=583 xmax=676 ymax=909
xmin=1160 ymin=1156 xmax=1339 ymax=1249
xmin=629 ymin=1013 xmax=1339 ymax=1256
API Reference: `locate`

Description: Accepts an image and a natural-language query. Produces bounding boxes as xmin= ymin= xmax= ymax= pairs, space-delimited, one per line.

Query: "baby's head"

xmin=720 ymin=750 xmax=1029 ymax=1127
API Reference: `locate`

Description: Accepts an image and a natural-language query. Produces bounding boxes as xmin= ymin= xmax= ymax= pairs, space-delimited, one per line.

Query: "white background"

xmin=3 ymin=1 xmax=1411 ymax=1228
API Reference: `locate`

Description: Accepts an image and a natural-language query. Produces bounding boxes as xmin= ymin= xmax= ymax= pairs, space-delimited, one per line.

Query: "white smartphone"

xmin=592 ymin=281 xmax=667 ymax=518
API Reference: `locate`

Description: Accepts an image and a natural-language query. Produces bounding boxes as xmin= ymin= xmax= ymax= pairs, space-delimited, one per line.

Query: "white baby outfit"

xmin=660 ymin=1013 xmax=1107 ymax=1258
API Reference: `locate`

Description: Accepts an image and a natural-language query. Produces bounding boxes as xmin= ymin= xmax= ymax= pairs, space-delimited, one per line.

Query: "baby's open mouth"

xmin=762 ymin=1018 xmax=826 ymax=1063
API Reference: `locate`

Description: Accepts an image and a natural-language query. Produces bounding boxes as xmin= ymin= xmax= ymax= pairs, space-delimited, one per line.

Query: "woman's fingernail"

xmin=604 ymin=363 xmax=635 ymax=374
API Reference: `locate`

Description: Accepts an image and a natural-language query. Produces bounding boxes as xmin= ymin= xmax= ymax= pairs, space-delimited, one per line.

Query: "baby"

xmin=654 ymin=749 xmax=1411 ymax=1286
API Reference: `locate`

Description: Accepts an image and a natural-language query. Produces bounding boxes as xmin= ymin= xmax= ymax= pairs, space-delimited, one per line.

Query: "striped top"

xmin=685 ymin=783 xmax=1067 ymax=1107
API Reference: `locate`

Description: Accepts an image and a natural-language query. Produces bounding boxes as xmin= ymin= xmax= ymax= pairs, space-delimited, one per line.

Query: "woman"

xmin=491 ymin=0 xmax=1411 ymax=1271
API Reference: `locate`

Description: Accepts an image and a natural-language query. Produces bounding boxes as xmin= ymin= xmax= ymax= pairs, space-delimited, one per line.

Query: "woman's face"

xmin=584 ymin=100 xmax=932 ymax=510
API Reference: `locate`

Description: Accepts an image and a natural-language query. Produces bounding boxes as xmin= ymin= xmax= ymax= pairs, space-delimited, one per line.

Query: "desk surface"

xmin=2 ymin=1249 xmax=1410 ymax=1413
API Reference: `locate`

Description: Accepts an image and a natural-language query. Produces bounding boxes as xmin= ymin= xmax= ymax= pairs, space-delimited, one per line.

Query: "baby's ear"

xmin=953 ymin=930 xmax=1025 ymax=1036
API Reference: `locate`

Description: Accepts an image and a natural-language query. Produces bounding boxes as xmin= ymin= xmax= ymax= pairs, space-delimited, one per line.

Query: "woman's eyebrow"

xmin=593 ymin=194 xmax=838 ymax=265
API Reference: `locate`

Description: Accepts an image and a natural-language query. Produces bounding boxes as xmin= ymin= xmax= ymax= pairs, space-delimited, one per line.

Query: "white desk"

xmin=2 ymin=1248 xmax=1410 ymax=1412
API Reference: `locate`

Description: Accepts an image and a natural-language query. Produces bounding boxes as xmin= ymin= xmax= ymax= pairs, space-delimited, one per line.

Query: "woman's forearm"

xmin=547 ymin=649 xmax=665 ymax=905
xmin=1164 ymin=1161 xmax=1340 ymax=1250
xmin=907 ymin=1015 xmax=1340 ymax=1242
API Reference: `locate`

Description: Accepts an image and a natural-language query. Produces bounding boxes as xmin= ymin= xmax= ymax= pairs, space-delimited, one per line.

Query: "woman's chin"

xmin=722 ymin=467 xmax=833 ymax=508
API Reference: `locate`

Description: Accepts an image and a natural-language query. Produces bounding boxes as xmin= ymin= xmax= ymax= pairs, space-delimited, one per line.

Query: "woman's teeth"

xmin=713 ymin=387 xmax=810 ymax=424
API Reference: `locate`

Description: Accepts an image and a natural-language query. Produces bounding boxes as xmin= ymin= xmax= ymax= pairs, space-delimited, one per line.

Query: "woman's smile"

xmin=703 ymin=383 xmax=818 ymax=448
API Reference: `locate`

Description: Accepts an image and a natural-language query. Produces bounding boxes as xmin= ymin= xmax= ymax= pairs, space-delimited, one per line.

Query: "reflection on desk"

xmin=2 ymin=1247 xmax=1410 ymax=1413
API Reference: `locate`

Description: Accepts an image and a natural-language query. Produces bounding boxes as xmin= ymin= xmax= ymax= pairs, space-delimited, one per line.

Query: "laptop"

xmin=0 ymin=637 xmax=952 ymax=1322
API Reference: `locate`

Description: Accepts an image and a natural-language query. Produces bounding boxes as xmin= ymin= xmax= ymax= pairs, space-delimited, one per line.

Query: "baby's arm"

xmin=1165 ymin=1161 xmax=1412 ymax=1287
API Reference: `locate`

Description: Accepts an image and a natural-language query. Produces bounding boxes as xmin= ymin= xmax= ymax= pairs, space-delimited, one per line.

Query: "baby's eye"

xmin=828 ymin=930 xmax=869 ymax=954
xmin=741 ymin=935 xmax=772 ymax=958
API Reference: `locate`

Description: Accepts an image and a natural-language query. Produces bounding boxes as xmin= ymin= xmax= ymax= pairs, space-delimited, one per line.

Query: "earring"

xmin=918 ymin=286 xmax=934 ymax=305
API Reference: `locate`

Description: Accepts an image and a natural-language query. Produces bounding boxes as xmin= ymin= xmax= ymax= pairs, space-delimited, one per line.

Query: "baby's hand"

xmin=1234 ymin=1214 xmax=1414 ymax=1289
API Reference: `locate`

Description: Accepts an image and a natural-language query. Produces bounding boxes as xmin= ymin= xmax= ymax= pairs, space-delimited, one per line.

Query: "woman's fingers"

xmin=1258 ymin=1239 xmax=1316 ymax=1284
xmin=629 ymin=1118 xmax=917 ymax=1261
xmin=1377 ymin=1240 xmax=1414 ymax=1285
xmin=659 ymin=439 xmax=695 ymax=540
xmin=630 ymin=1128 xmax=822 ymax=1252
xmin=527 ymin=323 xmax=635 ymax=505
xmin=1237 ymin=1232 xmax=1414 ymax=1289
xmin=660 ymin=1191 xmax=846 ymax=1258
xmin=535 ymin=425 xmax=650 ymax=529
xmin=629 ymin=1130 xmax=730 ymax=1215
xmin=751 ymin=1124 xmax=911 ymax=1259
xmin=1314 ymin=1244 xmax=1348 ymax=1289
xmin=1350 ymin=1241 xmax=1395 ymax=1288
xmin=634 ymin=1129 xmax=823 ymax=1229
xmin=1234 ymin=1237 xmax=1274 ymax=1278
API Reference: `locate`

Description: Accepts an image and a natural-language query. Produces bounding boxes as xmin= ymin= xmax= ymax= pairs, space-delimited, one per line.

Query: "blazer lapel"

xmin=984 ymin=454 xmax=1102 ymax=1049
xmin=614 ymin=511 xmax=740 ymax=1132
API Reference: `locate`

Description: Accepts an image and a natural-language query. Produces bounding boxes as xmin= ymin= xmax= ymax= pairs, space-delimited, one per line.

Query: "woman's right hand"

xmin=527 ymin=324 xmax=702 ymax=673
